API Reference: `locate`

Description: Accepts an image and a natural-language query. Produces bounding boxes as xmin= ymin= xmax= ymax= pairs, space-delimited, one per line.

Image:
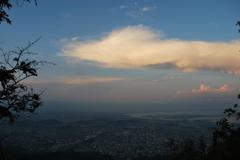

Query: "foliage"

xmin=0 ymin=0 xmax=36 ymax=24
xmin=207 ymin=98 xmax=240 ymax=160
xmin=237 ymin=21 xmax=240 ymax=32
xmin=0 ymin=39 xmax=44 ymax=122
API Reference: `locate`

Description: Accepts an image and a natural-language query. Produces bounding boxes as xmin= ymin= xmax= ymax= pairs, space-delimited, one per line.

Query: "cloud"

xmin=191 ymin=84 xmax=233 ymax=93
xmin=61 ymin=25 xmax=240 ymax=74
xmin=61 ymin=77 xmax=125 ymax=85
xmin=119 ymin=1 xmax=157 ymax=18
xmin=177 ymin=84 xmax=233 ymax=94
xmin=127 ymin=10 xmax=144 ymax=17
xmin=126 ymin=6 xmax=157 ymax=17
xmin=152 ymin=74 xmax=182 ymax=82
xmin=141 ymin=6 xmax=157 ymax=12
xmin=120 ymin=5 xmax=128 ymax=9
xmin=25 ymin=76 xmax=126 ymax=85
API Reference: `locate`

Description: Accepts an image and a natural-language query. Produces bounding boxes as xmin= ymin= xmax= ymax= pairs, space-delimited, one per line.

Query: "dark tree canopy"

xmin=0 ymin=0 xmax=12 ymax=24
xmin=0 ymin=0 xmax=36 ymax=24
xmin=206 ymin=95 xmax=240 ymax=160
xmin=237 ymin=21 xmax=240 ymax=33
xmin=0 ymin=39 xmax=44 ymax=122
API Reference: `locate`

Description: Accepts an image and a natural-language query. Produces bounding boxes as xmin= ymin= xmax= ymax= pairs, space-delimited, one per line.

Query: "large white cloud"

xmin=61 ymin=25 xmax=240 ymax=74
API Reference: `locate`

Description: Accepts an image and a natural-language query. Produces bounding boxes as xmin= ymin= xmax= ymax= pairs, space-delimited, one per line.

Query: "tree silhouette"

xmin=0 ymin=0 xmax=12 ymax=24
xmin=207 ymin=96 xmax=240 ymax=160
xmin=0 ymin=0 xmax=36 ymax=24
xmin=0 ymin=39 xmax=46 ymax=160
xmin=0 ymin=39 xmax=44 ymax=123
xmin=0 ymin=1 xmax=45 ymax=159
xmin=237 ymin=21 xmax=240 ymax=32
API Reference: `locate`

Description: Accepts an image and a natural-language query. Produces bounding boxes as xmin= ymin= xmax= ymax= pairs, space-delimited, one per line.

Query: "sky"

xmin=1 ymin=0 xmax=240 ymax=112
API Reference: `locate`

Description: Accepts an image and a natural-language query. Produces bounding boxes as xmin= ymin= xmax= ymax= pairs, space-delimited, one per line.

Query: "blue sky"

xmin=1 ymin=0 xmax=240 ymax=109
